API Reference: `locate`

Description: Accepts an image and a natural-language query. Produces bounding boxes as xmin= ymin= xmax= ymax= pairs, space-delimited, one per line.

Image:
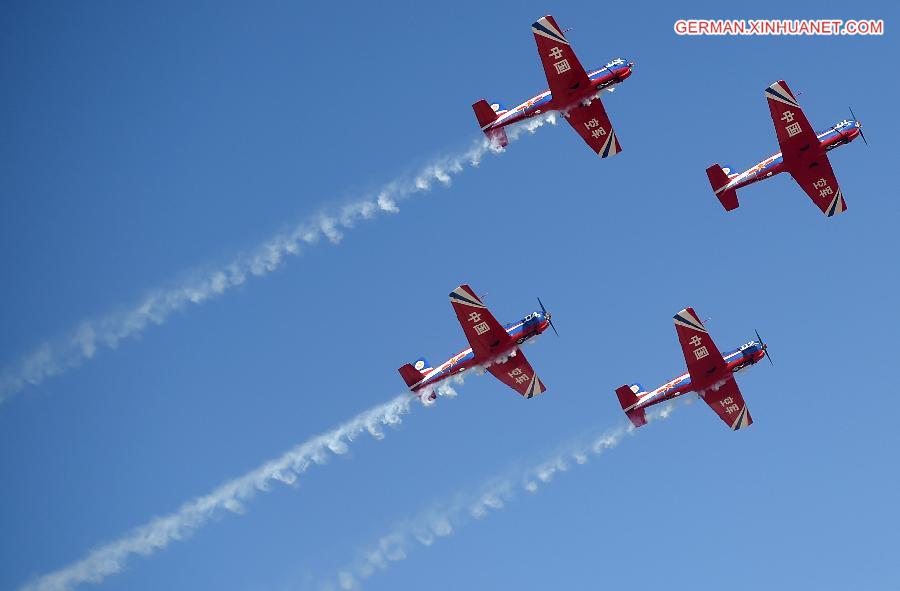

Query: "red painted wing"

xmin=700 ymin=377 xmax=753 ymax=431
xmin=765 ymin=80 xmax=819 ymax=163
xmin=449 ymin=285 xmax=512 ymax=361
xmin=487 ymin=349 xmax=546 ymax=399
xmin=789 ymin=151 xmax=847 ymax=216
xmin=564 ymin=99 xmax=621 ymax=157
xmin=531 ymin=15 xmax=590 ymax=107
xmin=673 ymin=307 xmax=727 ymax=389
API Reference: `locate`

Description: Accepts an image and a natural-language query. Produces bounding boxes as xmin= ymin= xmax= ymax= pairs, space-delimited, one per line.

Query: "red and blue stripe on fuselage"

xmin=722 ymin=119 xmax=862 ymax=193
xmin=631 ymin=341 xmax=768 ymax=412
xmin=409 ymin=312 xmax=551 ymax=394
xmin=487 ymin=58 xmax=633 ymax=131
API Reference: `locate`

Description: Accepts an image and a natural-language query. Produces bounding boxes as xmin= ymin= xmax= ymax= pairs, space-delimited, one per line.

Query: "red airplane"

xmin=472 ymin=14 xmax=633 ymax=156
xmin=707 ymin=80 xmax=866 ymax=217
xmin=398 ymin=285 xmax=556 ymax=401
xmin=614 ymin=308 xmax=772 ymax=431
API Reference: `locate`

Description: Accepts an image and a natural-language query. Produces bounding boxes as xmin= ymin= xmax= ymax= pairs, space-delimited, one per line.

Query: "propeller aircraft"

xmin=398 ymin=285 xmax=556 ymax=401
xmin=472 ymin=14 xmax=634 ymax=157
xmin=614 ymin=307 xmax=771 ymax=431
xmin=707 ymin=80 xmax=865 ymax=217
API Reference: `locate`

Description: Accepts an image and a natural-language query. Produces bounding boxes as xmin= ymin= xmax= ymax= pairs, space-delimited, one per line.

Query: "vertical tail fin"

xmin=706 ymin=164 xmax=739 ymax=211
xmin=472 ymin=99 xmax=508 ymax=147
xmin=398 ymin=364 xmax=423 ymax=388
xmin=472 ymin=99 xmax=499 ymax=128
xmin=615 ymin=384 xmax=647 ymax=428
xmin=398 ymin=357 xmax=432 ymax=389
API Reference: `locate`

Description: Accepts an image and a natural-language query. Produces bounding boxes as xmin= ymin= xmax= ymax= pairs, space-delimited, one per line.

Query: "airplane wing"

xmin=789 ymin=151 xmax=848 ymax=216
xmin=487 ymin=349 xmax=547 ymax=398
xmin=531 ymin=15 xmax=591 ymax=107
xmin=766 ymin=81 xmax=848 ymax=216
xmin=700 ymin=376 xmax=753 ymax=431
xmin=564 ymin=98 xmax=622 ymax=157
xmin=765 ymin=80 xmax=820 ymax=162
xmin=449 ymin=285 xmax=513 ymax=360
xmin=673 ymin=307 xmax=728 ymax=388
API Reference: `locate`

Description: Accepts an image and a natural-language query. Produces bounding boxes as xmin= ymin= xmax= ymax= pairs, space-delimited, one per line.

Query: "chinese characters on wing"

xmin=584 ymin=118 xmax=606 ymax=139
xmin=719 ymin=396 xmax=740 ymax=414
xmin=781 ymin=110 xmax=802 ymax=138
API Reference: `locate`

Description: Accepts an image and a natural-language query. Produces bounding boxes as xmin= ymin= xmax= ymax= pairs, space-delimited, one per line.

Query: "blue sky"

xmin=1 ymin=1 xmax=898 ymax=589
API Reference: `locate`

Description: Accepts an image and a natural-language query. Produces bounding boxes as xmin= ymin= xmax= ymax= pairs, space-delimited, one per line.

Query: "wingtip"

xmin=449 ymin=284 xmax=481 ymax=304
xmin=765 ymin=79 xmax=798 ymax=104
xmin=825 ymin=190 xmax=847 ymax=217
xmin=531 ymin=15 xmax=567 ymax=42
xmin=449 ymin=284 xmax=466 ymax=298
xmin=730 ymin=406 xmax=753 ymax=430
xmin=674 ymin=306 xmax=693 ymax=319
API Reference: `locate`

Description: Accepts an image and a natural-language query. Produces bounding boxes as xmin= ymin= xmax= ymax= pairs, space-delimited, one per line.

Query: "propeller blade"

xmin=549 ymin=319 xmax=560 ymax=337
xmin=755 ymin=329 xmax=773 ymax=365
xmin=849 ymin=106 xmax=868 ymax=145
xmin=537 ymin=297 xmax=558 ymax=336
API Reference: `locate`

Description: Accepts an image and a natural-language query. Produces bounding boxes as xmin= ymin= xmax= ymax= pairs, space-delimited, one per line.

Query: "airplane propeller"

xmin=849 ymin=106 xmax=868 ymax=145
xmin=755 ymin=329 xmax=774 ymax=365
xmin=537 ymin=297 xmax=559 ymax=337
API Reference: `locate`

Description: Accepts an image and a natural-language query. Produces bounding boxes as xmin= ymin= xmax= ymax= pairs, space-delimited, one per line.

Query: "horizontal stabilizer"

xmin=488 ymin=127 xmax=509 ymax=148
xmin=626 ymin=407 xmax=647 ymax=428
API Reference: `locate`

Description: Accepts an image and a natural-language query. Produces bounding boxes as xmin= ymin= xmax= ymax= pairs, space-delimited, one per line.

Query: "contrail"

xmin=0 ymin=116 xmax=557 ymax=404
xmin=325 ymin=402 xmax=676 ymax=591
xmin=19 ymin=383 xmax=460 ymax=591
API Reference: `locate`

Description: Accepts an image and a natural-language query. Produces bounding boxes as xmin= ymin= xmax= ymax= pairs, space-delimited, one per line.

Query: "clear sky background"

xmin=1 ymin=1 xmax=898 ymax=590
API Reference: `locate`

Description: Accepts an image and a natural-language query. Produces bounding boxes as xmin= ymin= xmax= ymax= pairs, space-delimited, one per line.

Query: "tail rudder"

xmin=398 ymin=364 xmax=422 ymax=388
xmin=615 ymin=384 xmax=647 ymax=428
xmin=472 ymin=99 xmax=509 ymax=147
xmin=472 ymin=99 xmax=499 ymax=129
xmin=398 ymin=357 xmax=432 ymax=389
xmin=706 ymin=164 xmax=739 ymax=212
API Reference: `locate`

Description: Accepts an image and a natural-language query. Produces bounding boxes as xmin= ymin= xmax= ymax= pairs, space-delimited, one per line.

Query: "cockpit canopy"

xmin=739 ymin=340 xmax=762 ymax=355
xmin=523 ymin=311 xmax=545 ymax=324
xmin=835 ymin=119 xmax=857 ymax=130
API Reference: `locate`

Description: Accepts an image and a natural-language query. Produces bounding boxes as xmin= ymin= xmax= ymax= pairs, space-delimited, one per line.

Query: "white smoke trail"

xmin=20 ymin=384 xmax=461 ymax=591
xmin=0 ymin=115 xmax=558 ymax=404
xmin=325 ymin=402 xmax=676 ymax=591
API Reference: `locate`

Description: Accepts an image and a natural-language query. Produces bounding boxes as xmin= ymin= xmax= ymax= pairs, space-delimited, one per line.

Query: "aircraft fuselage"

xmin=629 ymin=340 xmax=768 ymax=413
xmin=409 ymin=312 xmax=552 ymax=397
xmin=719 ymin=119 xmax=862 ymax=194
xmin=484 ymin=58 xmax=634 ymax=132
